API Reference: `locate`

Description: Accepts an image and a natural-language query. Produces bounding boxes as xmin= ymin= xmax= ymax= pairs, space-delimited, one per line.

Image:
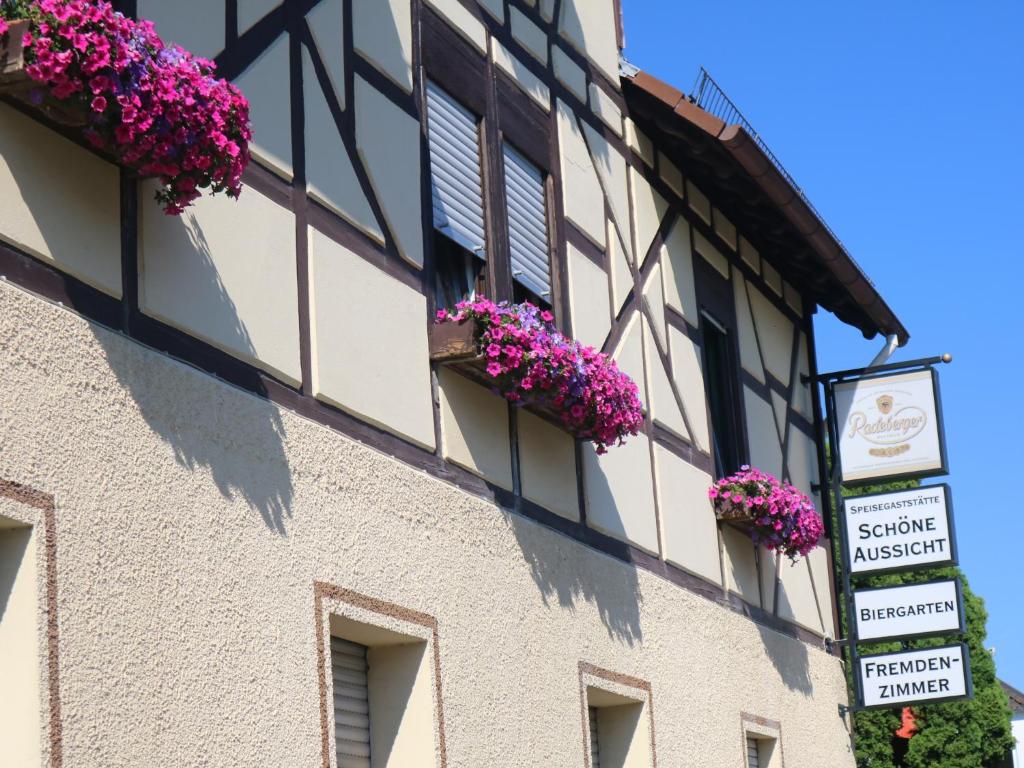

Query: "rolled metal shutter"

xmin=589 ymin=706 xmax=601 ymax=768
xmin=746 ymin=736 xmax=760 ymax=768
xmin=502 ymin=142 xmax=551 ymax=300
xmin=426 ymin=81 xmax=487 ymax=257
xmin=332 ymin=637 xmax=371 ymax=768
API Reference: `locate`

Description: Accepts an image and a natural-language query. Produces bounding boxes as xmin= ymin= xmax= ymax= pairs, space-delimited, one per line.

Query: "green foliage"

xmin=831 ymin=476 xmax=1014 ymax=767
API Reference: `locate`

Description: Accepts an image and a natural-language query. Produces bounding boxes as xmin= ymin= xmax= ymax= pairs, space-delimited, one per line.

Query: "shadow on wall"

xmin=506 ymin=505 xmax=644 ymax=648
xmin=756 ymin=582 xmax=813 ymax=696
xmin=90 ymin=209 xmax=294 ymax=535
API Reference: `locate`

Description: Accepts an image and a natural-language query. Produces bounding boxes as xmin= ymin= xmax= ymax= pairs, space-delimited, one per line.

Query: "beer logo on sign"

xmin=847 ymin=389 xmax=927 ymax=458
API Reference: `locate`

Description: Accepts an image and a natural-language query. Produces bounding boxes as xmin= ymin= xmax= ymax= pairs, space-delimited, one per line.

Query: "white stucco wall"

xmin=0 ymin=281 xmax=856 ymax=768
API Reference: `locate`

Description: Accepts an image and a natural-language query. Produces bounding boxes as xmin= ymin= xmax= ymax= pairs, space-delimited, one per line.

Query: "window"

xmin=323 ymin=604 xmax=440 ymax=768
xmin=502 ymin=141 xmax=552 ymax=307
xmin=425 ymin=80 xmax=487 ymax=310
xmin=702 ymin=311 xmax=745 ymax=476
xmin=332 ymin=637 xmax=371 ymax=767
xmin=745 ymin=734 xmax=780 ymax=768
xmin=584 ymin=688 xmax=653 ymax=768
xmin=588 ymin=706 xmax=602 ymax=768
xmin=747 ymin=736 xmax=761 ymax=768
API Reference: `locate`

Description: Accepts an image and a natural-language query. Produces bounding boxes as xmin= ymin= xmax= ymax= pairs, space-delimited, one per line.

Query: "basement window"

xmin=328 ymin=615 xmax=438 ymax=768
xmin=746 ymin=734 xmax=780 ymax=768
xmin=585 ymin=686 xmax=653 ymax=768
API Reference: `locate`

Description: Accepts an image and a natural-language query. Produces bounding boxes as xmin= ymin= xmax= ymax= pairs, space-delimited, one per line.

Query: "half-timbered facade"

xmin=0 ymin=1 xmax=907 ymax=766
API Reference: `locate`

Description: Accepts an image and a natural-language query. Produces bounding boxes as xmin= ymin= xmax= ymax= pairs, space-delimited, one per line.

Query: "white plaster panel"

xmin=492 ymin=41 xmax=551 ymax=111
xmin=686 ymin=180 xmax=711 ymax=224
xmin=303 ymin=51 xmax=382 ymax=240
xmin=558 ymin=0 xmax=620 ymax=82
xmin=643 ymin=263 xmax=667 ymax=352
xmin=552 ymin=45 xmax=588 ymax=103
xmin=540 ymin=0 xmax=555 ymax=21
xmin=791 ymin=333 xmax=813 ymax=420
xmin=139 ymin=0 xmax=225 ymax=59
xmin=353 ymin=0 xmax=414 ymax=92
xmin=748 ymin=284 xmax=793 ymax=387
xmin=659 ymin=153 xmax=683 ymax=197
xmin=742 ymin=386 xmax=782 ymax=480
xmin=808 ymin=546 xmax=836 ymax=637
xmin=582 ymin=434 xmax=659 ymax=554
xmin=589 ymin=83 xmax=623 ymax=136
xmin=438 ymin=368 xmax=513 ymax=489
xmin=309 ymin=229 xmax=435 ymax=449
xmin=630 ymin=167 xmax=668 ymax=264
xmin=625 ymin=119 xmax=654 ymax=167
xmin=510 ymin=7 xmax=548 ymax=64
xmin=669 ymin=326 xmax=710 ymax=453
xmin=777 ymin=558 xmax=825 ymax=634
xmin=518 ymin=411 xmax=580 ymax=521
xmin=307 ymin=0 xmax=345 ymax=108
xmin=712 ymin=208 xmax=737 ymax=251
xmin=645 ymin=323 xmax=687 ymax=441
xmin=0 ymin=279 xmax=860 ymax=768
xmin=139 ymin=184 xmax=301 ymax=384
xmin=236 ymin=33 xmax=293 ymax=179
xmin=655 ymin=446 xmax=720 ymax=584
xmin=786 ymin=429 xmax=819 ymax=500
xmin=239 ymin=0 xmax=281 ymax=34
xmin=582 ymin=120 xmax=632 ymax=260
xmin=567 ymin=244 xmax=611 ymax=350
xmin=732 ymin=271 xmax=765 ymax=384
xmin=425 ymin=0 xmax=487 ymax=53
xmin=770 ymin=390 xmax=787 ymax=446
xmin=612 ymin=313 xmax=647 ymax=408
xmin=784 ymin=281 xmax=802 ymax=315
xmin=355 ymin=76 xmax=425 ymax=268
xmin=759 ymin=547 xmax=778 ymax=614
xmin=762 ymin=259 xmax=783 ymax=296
xmin=661 ymin=218 xmax=696 ymax=322
xmin=557 ymin=101 xmax=606 ymax=246
xmin=693 ymin=230 xmax=729 ymax=280
xmin=477 ymin=0 xmax=505 ymax=22
xmin=739 ymin=235 xmax=760 ymax=272
xmin=608 ymin=223 xmax=632 ymax=318
xmin=721 ymin=525 xmax=761 ymax=606
xmin=0 ymin=103 xmax=120 ymax=296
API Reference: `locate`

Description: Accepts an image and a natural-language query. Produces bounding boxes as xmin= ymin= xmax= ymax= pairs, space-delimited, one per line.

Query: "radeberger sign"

xmin=834 ymin=369 xmax=948 ymax=484
xmin=853 ymin=579 xmax=964 ymax=642
xmin=842 ymin=485 xmax=957 ymax=575
xmin=858 ymin=644 xmax=971 ymax=708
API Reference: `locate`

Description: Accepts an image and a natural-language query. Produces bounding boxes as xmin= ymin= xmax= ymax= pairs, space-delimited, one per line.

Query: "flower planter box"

xmin=0 ymin=20 xmax=89 ymax=127
xmin=428 ymin=319 xmax=478 ymax=363
xmin=712 ymin=499 xmax=757 ymax=532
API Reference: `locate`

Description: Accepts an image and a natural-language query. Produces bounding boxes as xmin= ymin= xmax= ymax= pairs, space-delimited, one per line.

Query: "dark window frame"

xmin=419 ymin=5 xmax=561 ymax=319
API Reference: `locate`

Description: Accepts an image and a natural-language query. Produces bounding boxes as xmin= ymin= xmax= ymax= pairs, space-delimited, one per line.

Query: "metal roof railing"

xmin=689 ymin=66 xmax=847 ymax=252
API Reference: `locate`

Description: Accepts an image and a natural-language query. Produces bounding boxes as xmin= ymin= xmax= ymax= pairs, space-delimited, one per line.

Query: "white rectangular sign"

xmin=853 ymin=580 xmax=963 ymax=642
xmin=834 ymin=369 xmax=947 ymax=484
xmin=843 ymin=485 xmax=956 ymax=574
xmin=859 ymin=645 xmax=971 ymax=708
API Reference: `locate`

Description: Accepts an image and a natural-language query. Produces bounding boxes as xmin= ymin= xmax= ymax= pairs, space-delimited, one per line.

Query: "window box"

xmin=0 ymin=7 xmax=251 ymax=215
xmin=709 ymin=466 xmax=824 ymax=562
xmin=431 ymin=300 xmax=644 ymax=453
xmin=0 ymin=20 xmax=84 ymax=126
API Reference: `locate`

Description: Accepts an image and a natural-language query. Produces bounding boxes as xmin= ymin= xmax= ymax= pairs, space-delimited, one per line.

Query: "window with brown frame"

xmin=420 ymin=5 xmax=557 ymax=318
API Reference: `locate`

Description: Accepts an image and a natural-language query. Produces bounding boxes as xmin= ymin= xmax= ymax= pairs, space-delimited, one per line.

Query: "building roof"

xmin=1003 ymin=680 xmax=1024 ymax=713
xmin=622 ymin=69 xmax=909 ymax=345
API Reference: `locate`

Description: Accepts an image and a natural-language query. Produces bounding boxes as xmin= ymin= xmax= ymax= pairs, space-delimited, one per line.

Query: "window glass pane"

xmin=704 ymin=317 xmax=743 ymax=476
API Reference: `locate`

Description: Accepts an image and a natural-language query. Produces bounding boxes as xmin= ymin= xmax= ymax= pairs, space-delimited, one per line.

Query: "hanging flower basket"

xmin=709 ymin=466 xmax=824 ymax=562
xmin=431 ymin=299 xmax=645 ymax=454
xmin=0 ymin=1 xmax=251 ymax=214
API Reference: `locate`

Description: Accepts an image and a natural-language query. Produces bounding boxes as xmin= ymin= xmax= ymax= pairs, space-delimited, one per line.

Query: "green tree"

xmin=833 ymin=481 xmax=1013 ymax=767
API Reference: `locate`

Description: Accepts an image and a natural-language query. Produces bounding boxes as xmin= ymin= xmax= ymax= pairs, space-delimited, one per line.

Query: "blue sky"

xmin=624 ymin=1 xmax=1024 ymax=686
